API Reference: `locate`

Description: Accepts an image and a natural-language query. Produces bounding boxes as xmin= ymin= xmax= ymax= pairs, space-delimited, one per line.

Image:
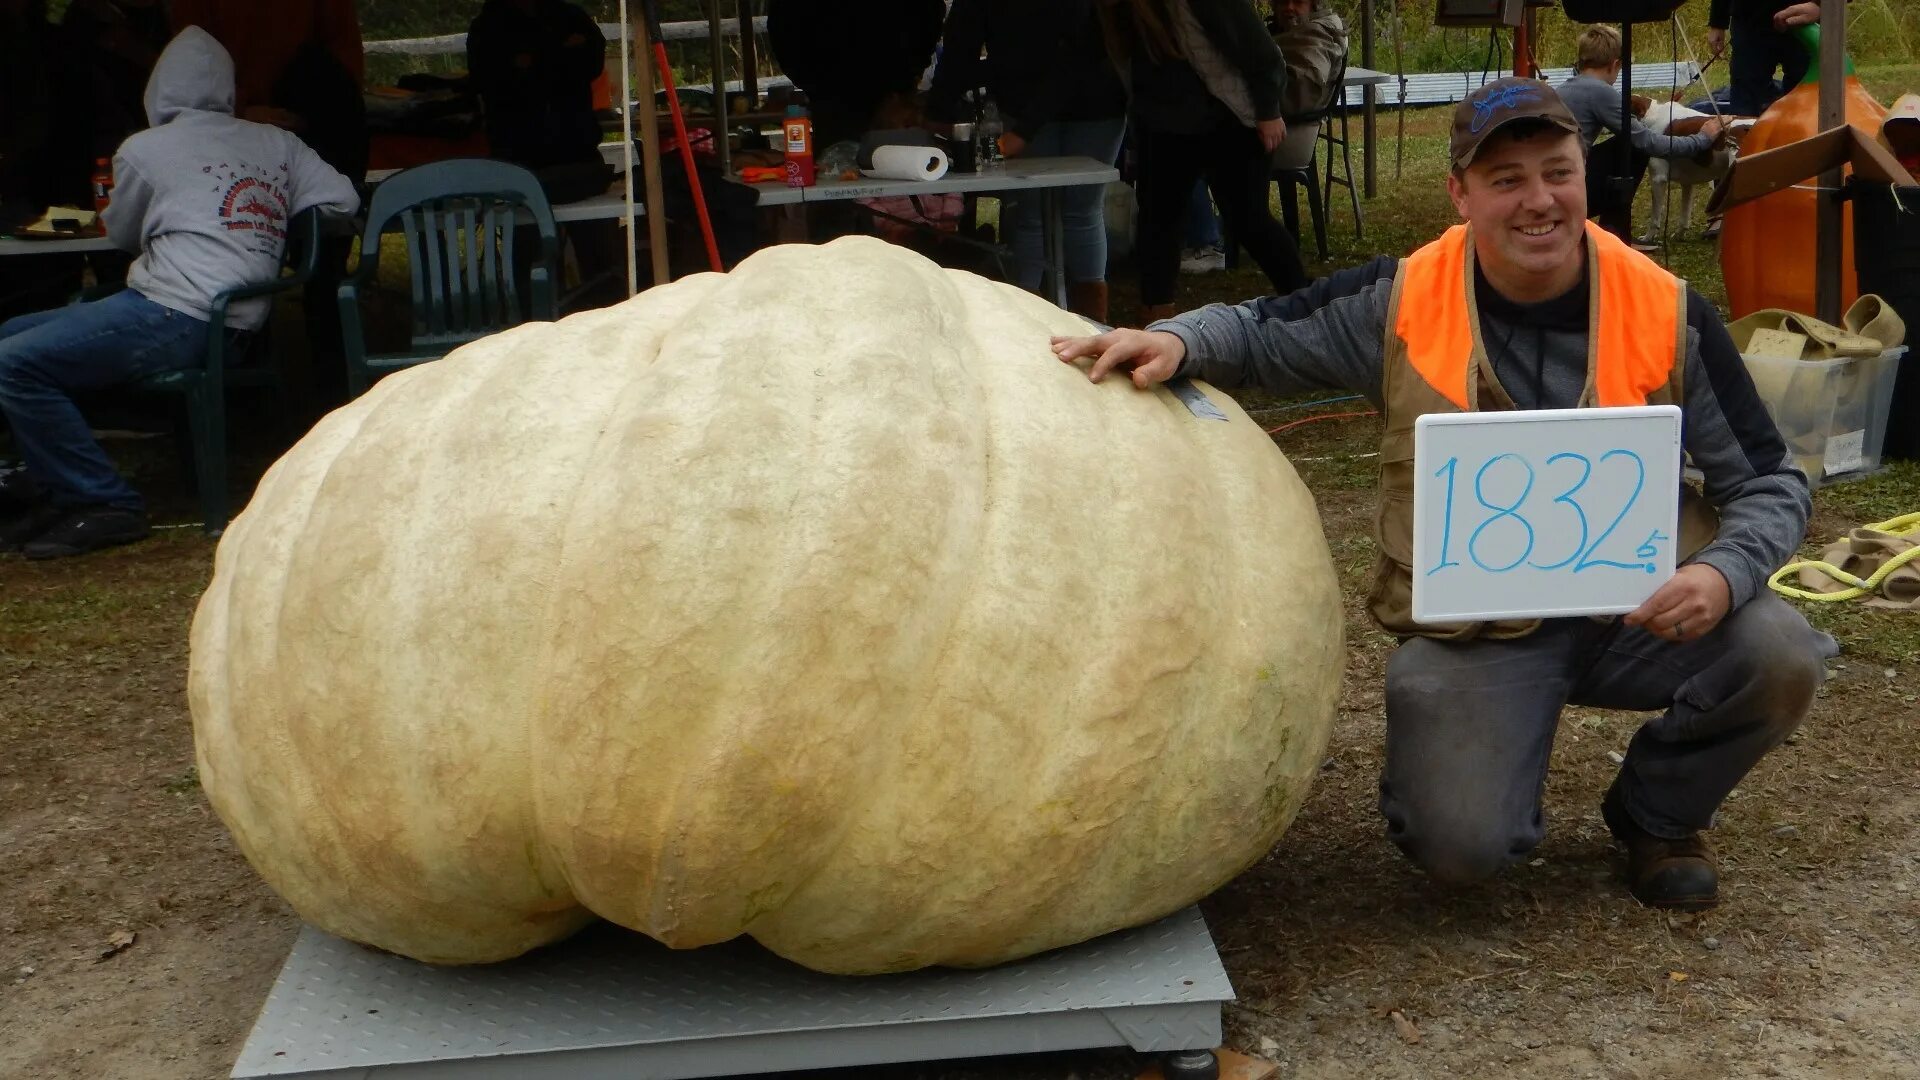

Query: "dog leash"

xmin=1672 ymin=17 xmax=1726 ymax=122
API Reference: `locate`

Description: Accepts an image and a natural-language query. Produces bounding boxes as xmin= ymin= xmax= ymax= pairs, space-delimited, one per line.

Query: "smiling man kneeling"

xmin=1051 ymin=77 xmax=1833 ymax=911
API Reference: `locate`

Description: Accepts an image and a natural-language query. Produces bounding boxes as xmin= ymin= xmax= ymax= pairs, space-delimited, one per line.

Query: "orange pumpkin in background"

xmin=1721 ymin=26 xmax=1888 ymax=321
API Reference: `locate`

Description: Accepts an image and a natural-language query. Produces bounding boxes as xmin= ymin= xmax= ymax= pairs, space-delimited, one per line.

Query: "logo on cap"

xmin=1470 ymin=85 xmax=1543 ymax=133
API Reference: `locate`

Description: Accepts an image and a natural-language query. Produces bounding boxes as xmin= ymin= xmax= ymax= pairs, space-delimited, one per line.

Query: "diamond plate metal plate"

xmin=232 ymin=906 xmax=1231 ymax=1079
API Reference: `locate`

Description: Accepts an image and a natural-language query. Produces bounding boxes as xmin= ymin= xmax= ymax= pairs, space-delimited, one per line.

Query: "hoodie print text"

xmin=205 ymin=161 xmax=292 ymax=253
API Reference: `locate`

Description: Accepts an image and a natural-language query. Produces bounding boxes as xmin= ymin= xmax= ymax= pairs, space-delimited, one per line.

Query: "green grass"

xmin=1816 ymin=460 xmax=1920 ymax=526
xmin=164 ymin=767 xmax=202 ymax=796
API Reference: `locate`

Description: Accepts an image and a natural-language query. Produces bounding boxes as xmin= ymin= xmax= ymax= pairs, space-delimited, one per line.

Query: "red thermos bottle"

xmin=783 ymin=103 xmax=814 ymax=188
xmin=91 ymin=157 xmax=114 ymax=219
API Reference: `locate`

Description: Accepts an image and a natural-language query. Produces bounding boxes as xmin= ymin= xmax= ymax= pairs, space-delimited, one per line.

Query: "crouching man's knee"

xmin=1716 ymin=594 xmax=1831 ymax=742
xmin=1397 ymin=833 xmax=1528 ymax=885
xmin=1385 ymin=806 xmax=1539 ymax=885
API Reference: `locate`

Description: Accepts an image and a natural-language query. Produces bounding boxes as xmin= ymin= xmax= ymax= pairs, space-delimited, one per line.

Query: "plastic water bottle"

xmin=976 ymin=93 xmax=1005 ymax=174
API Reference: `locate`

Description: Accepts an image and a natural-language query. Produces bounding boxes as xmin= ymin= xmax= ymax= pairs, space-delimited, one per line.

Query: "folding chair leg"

xmin=1341 ymin=139 xmax=1363 ymax=241
xmin=253 ymin=328 xmax=291 ymax=448
xmin=1279 ymin=178 xmax=1301 ymax=244
xmin=1306 ymin=172 xmax=1329 ymax=262
xmin=184 ymin=385 xmax=228 ymax=535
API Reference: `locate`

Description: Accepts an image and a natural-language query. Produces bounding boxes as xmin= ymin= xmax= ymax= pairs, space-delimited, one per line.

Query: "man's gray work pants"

xmin=1379 ymin=594 xmax=1833 ymax=884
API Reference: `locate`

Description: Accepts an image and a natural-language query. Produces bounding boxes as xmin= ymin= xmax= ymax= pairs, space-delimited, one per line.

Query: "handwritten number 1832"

xmin=1427 ymin=449 xmax=1663 ymax=576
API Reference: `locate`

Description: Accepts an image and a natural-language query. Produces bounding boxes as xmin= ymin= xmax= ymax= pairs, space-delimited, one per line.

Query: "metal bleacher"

xmin=1362 ymin=61 xmax=1703 ymax=108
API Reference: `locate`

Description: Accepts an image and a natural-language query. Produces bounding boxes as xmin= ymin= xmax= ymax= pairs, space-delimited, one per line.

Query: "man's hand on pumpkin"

xmin=1051 ymin=328 xmax=1188 ymax=389
xmin=1623 ymin=563 xmax=1732 ymax=644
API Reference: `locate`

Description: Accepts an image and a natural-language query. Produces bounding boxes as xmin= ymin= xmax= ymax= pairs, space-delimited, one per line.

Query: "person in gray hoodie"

xmin=0 ymin=26 xmax=358 ymax=559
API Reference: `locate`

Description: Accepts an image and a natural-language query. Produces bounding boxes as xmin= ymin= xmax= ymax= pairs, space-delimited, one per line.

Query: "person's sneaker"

xmin=0 ymin=502 xmax=65 ymax=553
xmin=21 ymin=506 xmax=151 ymax=560
xmin=1179 ymin=245 xmax=1226 ymax=273
xmin=1601 ymin=781 xmax=1719 ymax=910
xmin=1703 ymin=217 xmax=1723 ymax=240
xmin=0 ymin=460 xmax=40 ymax=512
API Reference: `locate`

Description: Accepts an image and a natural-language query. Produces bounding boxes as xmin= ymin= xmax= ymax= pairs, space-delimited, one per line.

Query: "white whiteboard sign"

xmin=1412 ymin=406 xmax=1683 ymax=623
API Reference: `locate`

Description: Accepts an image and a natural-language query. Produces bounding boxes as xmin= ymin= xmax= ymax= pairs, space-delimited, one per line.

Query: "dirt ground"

xmin=4 ymin=405 xmax=1918 ymax=1080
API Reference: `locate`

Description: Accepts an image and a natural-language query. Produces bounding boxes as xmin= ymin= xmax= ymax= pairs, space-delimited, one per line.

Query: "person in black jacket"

xmin=62 ymin=0 xmax=171 ymax=168
xmin=0 ymin=0 xmax=92 ymax=320
xmin=1707 ymin=0 xmax=1809 ymax=117
xmin=467 ymin=0 xmax=607 ymax=174
xmin=928 ymin=0 xmax=1127 ymax=321
xmin=1096 ymin=0 xmax=1306 ymax=322
xmin=768 ymin=0 xmax=946 ymax=148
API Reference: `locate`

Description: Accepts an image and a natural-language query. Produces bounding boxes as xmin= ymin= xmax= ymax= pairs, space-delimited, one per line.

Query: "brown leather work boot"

xmin=1602 ymin=781 xmax=1720 ymax=911
xmin=1138 ymin=302 xmax=1177 ymax=326
xmin=1067 ymin=280 xmax=1109 ymax=324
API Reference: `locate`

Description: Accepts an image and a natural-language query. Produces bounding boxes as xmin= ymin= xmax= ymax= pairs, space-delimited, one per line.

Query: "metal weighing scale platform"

xmin=231 ymin=905 xmax=1233 ymax=1079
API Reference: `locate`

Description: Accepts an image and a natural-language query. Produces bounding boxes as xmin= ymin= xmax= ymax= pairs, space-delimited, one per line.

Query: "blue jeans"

xmin=1185 ymin=179 xmax=1222 ymax=249
xmin=1000 ymin=115 xmax=1127 ymax=290
xmin=1727 ymin=17 xmax=1809 ymax=117
xmin=0 ymin=290 xmax=210 ymax=512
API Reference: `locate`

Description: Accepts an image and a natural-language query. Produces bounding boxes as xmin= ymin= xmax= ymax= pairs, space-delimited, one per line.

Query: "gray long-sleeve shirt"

xmin=1558 ymin=73 xmax=1715 ymax=161
xmin=1153 ymin=254 xmax=1811 ymax=612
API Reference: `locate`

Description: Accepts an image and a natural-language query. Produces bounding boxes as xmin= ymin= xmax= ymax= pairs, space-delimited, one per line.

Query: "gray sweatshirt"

xmin=1558 ymin=72 xmax=1715 ymax=161
xmin=102 ymin=27 xmax=359 ymax=332
xmin=1154 ymin=254 xmax=1811 ymax=613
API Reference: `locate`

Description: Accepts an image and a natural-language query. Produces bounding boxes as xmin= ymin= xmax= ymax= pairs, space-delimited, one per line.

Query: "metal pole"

xmin=740 ymin=0 xmax=759 ymax=109
xmin=1513 ymin=6 xmax=1531 ymax=79
xmin=637 ymin=6 xmax=671 ymax=286
xmin=708 ymin=0 xmax=730 ymax=177
xmin=619 ymin=0 xmax=637 ymax=296
xmin=1607 ymin=20 xmax=1635 ymax=242
xmin=1814 ymin=0 xmax=1846 ymax=323
xmin=1361 ymin=0 xmax=1376 ymax=198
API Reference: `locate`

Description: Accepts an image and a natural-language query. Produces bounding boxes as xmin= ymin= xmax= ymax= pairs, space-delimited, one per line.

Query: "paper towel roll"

xmin=862 ymin=145 xmax=950 ymax=182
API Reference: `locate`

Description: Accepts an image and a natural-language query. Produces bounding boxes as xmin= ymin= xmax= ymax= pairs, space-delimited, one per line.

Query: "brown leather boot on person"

xmin=1138 ymin=302 xmax=1177 ymax=326
xmin=1067 ymin=280 xmax=1109 ymax=324
xmin=1602 ymin=781 xmax=1720 ymax=910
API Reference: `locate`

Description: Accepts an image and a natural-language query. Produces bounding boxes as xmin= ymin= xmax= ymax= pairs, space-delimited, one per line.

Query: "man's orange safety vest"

xmin=1368 ymin=221 xmax=1716 ymax=640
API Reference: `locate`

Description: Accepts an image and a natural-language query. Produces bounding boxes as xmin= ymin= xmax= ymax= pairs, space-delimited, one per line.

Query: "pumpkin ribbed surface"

xmin=189 ymin=236 xmax=1343 ymax=972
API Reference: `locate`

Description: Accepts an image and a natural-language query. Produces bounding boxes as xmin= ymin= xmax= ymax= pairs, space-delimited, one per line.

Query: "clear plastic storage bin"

xmin=1742 ymin=347 xmax=1907 ymax=488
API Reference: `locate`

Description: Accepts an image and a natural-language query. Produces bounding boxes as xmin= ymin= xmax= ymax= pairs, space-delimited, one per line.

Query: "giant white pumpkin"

xmin=189 ymin=236 xmax=1343 ymax=973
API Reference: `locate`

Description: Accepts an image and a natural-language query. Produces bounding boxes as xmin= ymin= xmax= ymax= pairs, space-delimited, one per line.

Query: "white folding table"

xmin=738 ymin=155 xmax=1121 ymax=308
xmin=0 ymin=233 xmax=118 ymax=257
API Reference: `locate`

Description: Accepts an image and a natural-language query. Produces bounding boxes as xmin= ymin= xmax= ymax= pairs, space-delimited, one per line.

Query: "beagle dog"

xmin=1636 ymin=97 xmax=1754 ymax=240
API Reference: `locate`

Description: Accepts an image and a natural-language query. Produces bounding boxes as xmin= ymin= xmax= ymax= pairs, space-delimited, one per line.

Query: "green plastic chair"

xmin=338 ymin=158 xmax=560 ymax=397
xmin=132 ymin=205 xmax=323 ymax=535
